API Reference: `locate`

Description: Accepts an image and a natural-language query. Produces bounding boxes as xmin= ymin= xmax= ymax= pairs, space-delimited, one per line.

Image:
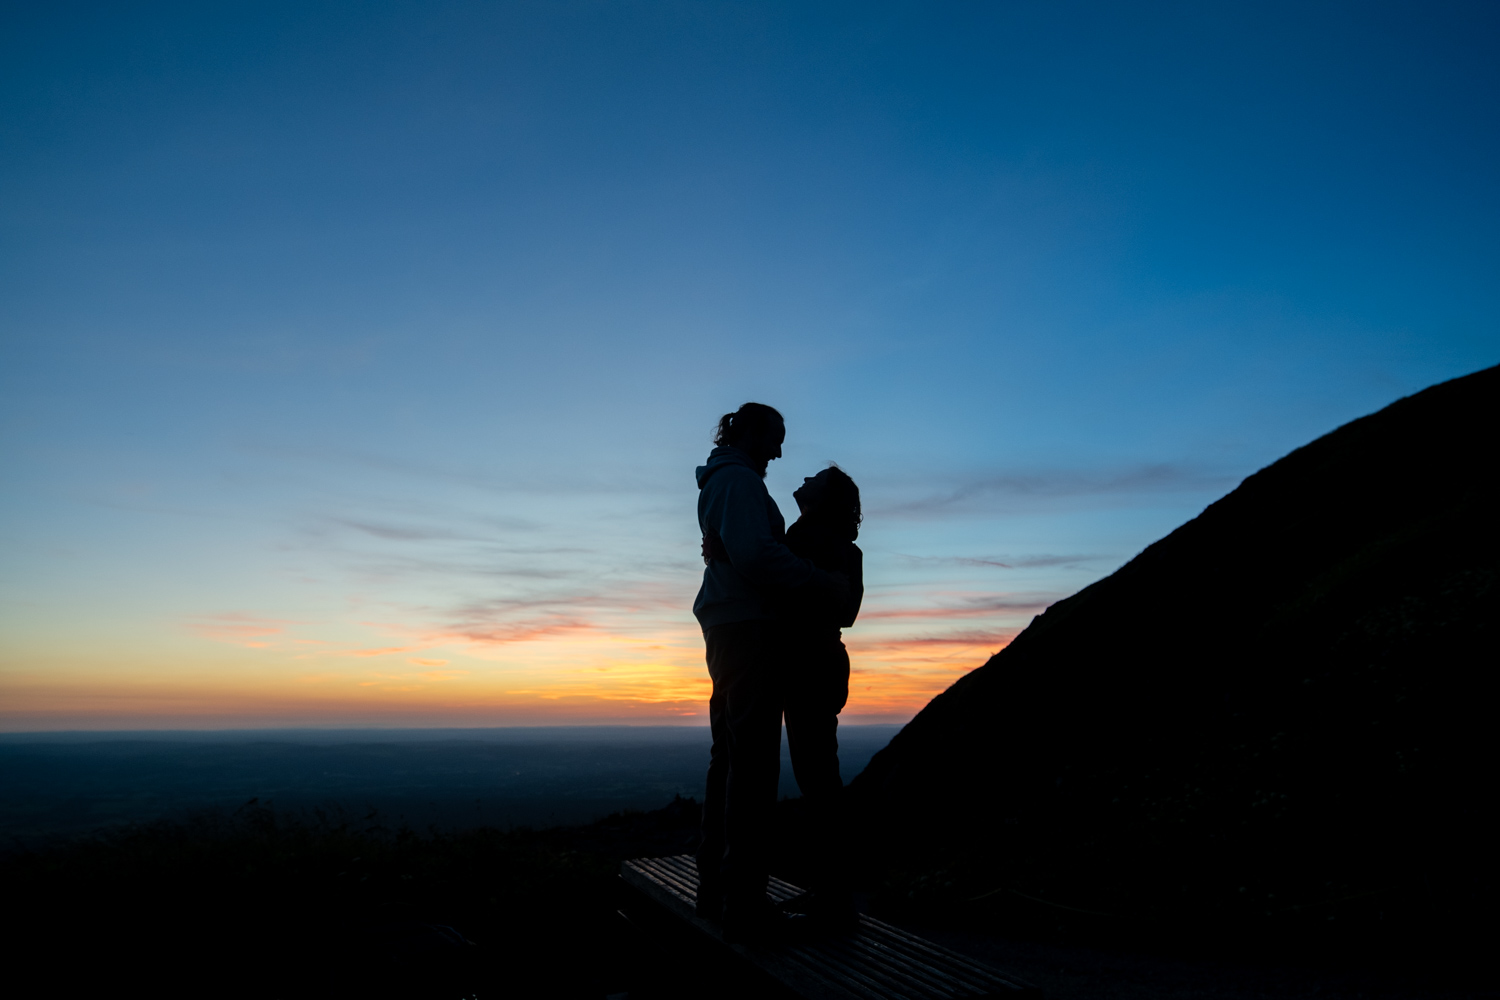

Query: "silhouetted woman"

xmin=779 ymin=464 xmax=864 ymax=929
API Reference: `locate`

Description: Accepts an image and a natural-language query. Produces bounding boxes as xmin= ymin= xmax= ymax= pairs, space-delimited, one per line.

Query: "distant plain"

xmin=0 ymin=725 xmax=902 ymax=842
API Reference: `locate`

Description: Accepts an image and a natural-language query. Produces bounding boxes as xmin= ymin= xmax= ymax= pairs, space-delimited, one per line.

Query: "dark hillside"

xmin=851 ymin=365 xmax=1498 ymax=964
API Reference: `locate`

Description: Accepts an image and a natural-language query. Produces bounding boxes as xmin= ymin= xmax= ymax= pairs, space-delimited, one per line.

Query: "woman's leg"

xmin=784 ymin=635 xmax=853 ymax=909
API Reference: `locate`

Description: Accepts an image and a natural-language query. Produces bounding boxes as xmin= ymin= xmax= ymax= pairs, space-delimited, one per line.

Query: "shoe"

xmin=722 ymin=896 xmax=810 ymax=945
xmin=779 ymin=890 xmax=858 ymax=934
xmin=695 ymin=884 xmax=724 ymax=922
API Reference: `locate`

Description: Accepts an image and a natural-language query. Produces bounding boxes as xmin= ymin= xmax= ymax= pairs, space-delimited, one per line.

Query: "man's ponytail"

xmin=713 ymin=402 xmax=784 ymax=447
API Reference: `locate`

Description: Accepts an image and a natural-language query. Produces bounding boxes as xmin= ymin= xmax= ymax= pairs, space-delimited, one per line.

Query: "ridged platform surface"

xmin=620 ymin=855 xmax=1038 ymax=999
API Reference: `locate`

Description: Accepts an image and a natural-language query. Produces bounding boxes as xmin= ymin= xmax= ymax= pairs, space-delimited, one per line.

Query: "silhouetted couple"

xmin=693 ymin=402 xmax=864 ymax=943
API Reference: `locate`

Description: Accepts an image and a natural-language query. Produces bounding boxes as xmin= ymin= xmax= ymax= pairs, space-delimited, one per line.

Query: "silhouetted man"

xmin=693 ymin=402 xmax=841 ymax=942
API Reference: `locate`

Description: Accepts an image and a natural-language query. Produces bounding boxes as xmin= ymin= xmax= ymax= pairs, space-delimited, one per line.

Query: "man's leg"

xmin=696 ymin=639 xmax=732 ymax=918
xmin=701 ymin=620 xmax=785 ymax=934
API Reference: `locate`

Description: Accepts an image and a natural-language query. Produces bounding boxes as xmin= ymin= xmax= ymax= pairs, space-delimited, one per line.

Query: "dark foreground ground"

xmin=3 ymin=795 xmax=1489 ymax=1000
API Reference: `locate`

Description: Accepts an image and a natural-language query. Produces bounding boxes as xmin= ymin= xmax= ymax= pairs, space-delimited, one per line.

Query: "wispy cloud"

xmin=875 ymin=463 xmax=1237 ymax=518
xmin=329 ymin=518 xmax=478 ymax=542
xmin=249 ymin=441 xmax=681 ymax=498
xmin=327 ymin=515 xmax=543 ymax=541
xmin=185 ymin=613 xmax=298 ymax=648
xmin=858 ymin=593 xmax=1054 ymax=621
xmin=342 ymin=551 xmax=581 ymax=581
xmin=431 ymin=617 xmax=598 ymax=646
xmin=355 ymin=667 xmax=470 ymax=689
xmin=856 ymin=629 xmax=1019 ymax=648
xmin=337 ymin=579 xmax=694 ymax=654
xmin=894 ymin=553 xmax=1100 ymax=570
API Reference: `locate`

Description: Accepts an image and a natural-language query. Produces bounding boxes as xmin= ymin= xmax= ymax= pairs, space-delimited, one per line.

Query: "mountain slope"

xmin=851 ymin=365 xmax=1498 ymax=950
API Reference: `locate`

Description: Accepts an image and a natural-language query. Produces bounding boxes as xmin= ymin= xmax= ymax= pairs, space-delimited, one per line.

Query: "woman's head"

xmin=794 ymin=465 xmax=862 ymax=541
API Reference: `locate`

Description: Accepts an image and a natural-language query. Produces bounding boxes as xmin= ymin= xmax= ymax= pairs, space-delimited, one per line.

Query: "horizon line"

xmin=0 ymin=718 xmax=909 ymax=738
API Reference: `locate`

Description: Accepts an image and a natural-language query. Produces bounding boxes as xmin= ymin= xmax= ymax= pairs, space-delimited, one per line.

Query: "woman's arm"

xmin=841 ymin=544 xmax=864 ymax=627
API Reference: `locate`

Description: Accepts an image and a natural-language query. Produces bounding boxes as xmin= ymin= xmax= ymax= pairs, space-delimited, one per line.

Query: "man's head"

xmin=714 ymin=402 xmax=785 ymax=477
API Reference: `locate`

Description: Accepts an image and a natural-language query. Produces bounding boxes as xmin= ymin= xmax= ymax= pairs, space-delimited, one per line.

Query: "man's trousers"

xmin=697 ymin=619 xmax=785 ymax=905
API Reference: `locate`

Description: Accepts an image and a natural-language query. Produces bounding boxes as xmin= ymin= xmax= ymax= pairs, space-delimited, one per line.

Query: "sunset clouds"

xmin=0 ymin=454 xmax=1077 ymax=727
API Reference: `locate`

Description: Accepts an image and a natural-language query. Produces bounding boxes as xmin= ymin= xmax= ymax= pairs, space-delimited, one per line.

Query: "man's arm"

xmin=705 ymin=468 xmax=818 ymax=589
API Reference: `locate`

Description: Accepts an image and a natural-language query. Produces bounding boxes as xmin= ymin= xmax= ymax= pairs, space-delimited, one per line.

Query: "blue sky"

xmin=1 ymin=1 xmax=1496 ymax=727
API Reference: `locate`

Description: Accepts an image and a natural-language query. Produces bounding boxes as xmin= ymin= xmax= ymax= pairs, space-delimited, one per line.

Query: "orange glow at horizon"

xmin=0 ymin=604 xmax=1024 ymax=730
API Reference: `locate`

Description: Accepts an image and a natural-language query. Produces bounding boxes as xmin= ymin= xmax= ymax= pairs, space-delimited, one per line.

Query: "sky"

xmin=1 ymin=1 xmax=1496 ymax=730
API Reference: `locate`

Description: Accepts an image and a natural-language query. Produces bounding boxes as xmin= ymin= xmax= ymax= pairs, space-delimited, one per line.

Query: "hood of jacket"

xmin=695 ymin=445 xmax=760 ymax=489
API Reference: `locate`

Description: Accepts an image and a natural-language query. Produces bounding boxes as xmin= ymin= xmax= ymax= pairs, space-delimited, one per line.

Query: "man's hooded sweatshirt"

xmin=694 ymin=446 xmax=820 ymax=629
